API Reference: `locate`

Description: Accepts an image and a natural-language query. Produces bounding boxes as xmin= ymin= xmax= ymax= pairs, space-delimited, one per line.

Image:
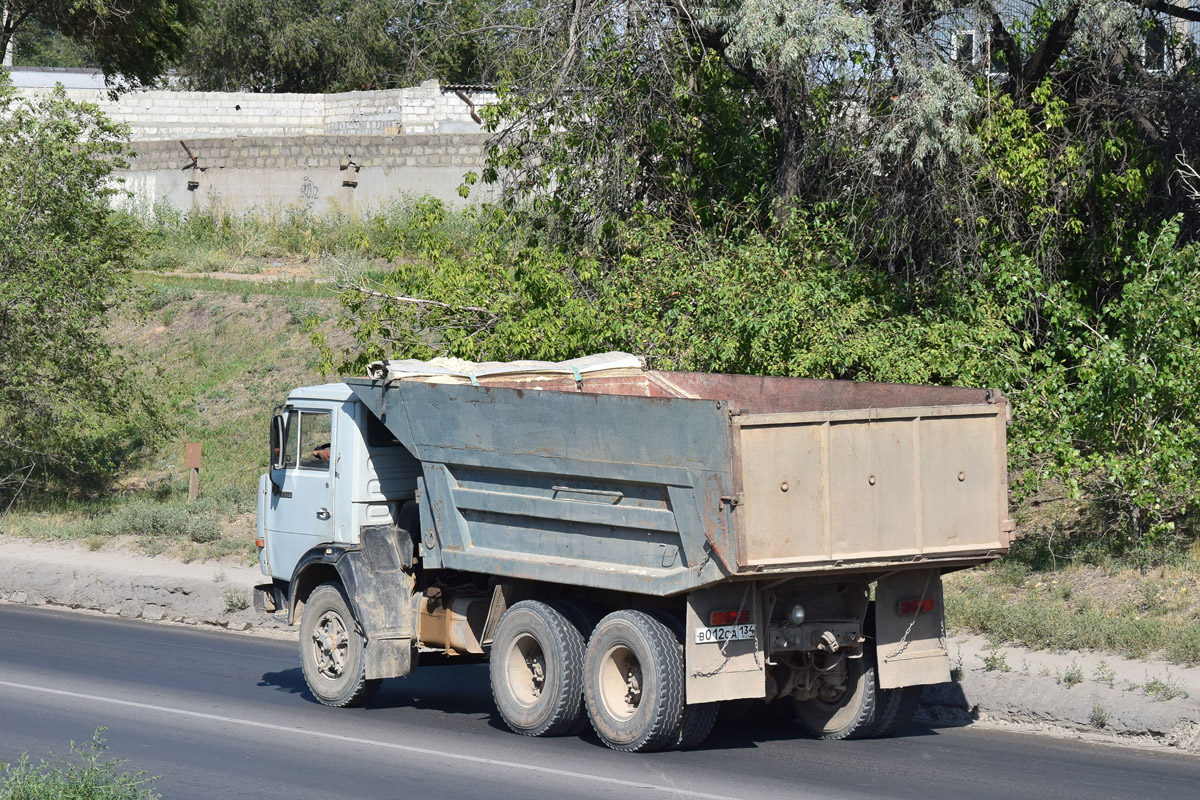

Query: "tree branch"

xmin=1022 ymin=3 xmax=1081 ymax=88
xmin=349 ymin=283 xmax=499 ymax=325
xmin=1136 ymin=1 xmax=1200 ymax=24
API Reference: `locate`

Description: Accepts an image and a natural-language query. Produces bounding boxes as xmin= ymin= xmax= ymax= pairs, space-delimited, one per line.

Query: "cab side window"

xmin=299 ymin=411 xmax=333 ymax=470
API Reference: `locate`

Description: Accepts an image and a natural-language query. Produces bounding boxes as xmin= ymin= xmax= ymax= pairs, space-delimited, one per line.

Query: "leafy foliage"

xmin=10 ymin=19 xmax=92 ymax=69
xmin=1 ymin=0 xmax=196 ymax=90
xmin=0 ymin=79 xmax=158 ymax=509
xmin=0 ymin=729 xmax=159 ymax=800
xmin=180 ymin=0 xmax=512 ymax=91
xmin=180 ymin=0 xmax=401 ymax=92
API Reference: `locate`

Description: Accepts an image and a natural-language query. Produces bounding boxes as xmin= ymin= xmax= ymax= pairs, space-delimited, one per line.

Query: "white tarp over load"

xmin=366 ymin=352 xmax=646 ymax=386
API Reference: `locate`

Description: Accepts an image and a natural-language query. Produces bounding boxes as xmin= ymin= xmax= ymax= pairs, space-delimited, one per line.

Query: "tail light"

xmin=897 ymin=598 xmax=936 ymax=615
xmin=709 ymin=610 xmax=751 ymax=625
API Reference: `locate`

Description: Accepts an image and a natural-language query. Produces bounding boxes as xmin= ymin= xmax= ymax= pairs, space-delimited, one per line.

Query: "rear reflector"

xmin=897 ymin=598 xmax=936 ymax=615
xmin=255 ymin=537 xmax=264 ymax=548
xmin=709 ymin=610 xmax=751 ymax=626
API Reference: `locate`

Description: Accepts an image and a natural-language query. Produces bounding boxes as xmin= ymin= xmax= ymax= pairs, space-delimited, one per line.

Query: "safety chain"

xmin=885 ymin=570 xmax=933 ymax=661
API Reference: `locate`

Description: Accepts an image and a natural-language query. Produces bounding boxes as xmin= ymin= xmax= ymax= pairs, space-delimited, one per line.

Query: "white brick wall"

xmin=19 ymin=79 xmax=496 ymax=141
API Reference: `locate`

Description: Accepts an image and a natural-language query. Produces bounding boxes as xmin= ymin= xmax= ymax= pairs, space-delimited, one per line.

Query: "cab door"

xmin=265 ymin=405 xmax=335 ymax=580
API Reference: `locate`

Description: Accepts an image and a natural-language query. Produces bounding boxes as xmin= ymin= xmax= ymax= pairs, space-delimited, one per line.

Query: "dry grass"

xmin=945 ymin=560 xmax=1200 ymax=665
xmin=2 ymin=282 xmax=348 ymax=562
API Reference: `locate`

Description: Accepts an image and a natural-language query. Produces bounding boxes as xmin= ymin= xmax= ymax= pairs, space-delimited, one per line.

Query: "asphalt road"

xmin=1 ymin=605 xmax=1198 ymax=800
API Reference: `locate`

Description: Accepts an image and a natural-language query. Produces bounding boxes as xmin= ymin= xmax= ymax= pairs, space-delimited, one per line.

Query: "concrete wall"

xmin=122 ymin=133 xmax=494 ymax=214
xmin=20 ymin=79 xmax=495 ymax=140
xmin=14 ymin=77 xmax=497 ymax=213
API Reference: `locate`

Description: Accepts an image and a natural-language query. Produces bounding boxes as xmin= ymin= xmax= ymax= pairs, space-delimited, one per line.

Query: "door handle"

xmin=316 ymin=508 xmax=331 ymax=520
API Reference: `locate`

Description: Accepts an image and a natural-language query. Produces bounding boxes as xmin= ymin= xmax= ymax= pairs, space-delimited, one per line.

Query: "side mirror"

xmin=270 ymin=414 xmax=287 ymax=471
xmin=269 ymin=414 xmax=287 ymax=496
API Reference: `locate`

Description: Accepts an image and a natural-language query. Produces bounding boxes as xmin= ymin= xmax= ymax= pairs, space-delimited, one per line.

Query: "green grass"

xmin=1144 ymin=674 xmax=1189 ymax=701
xmin=3 ymin=275 xmax=340 ymax=561
xmin=131 ymin=273 xmax=337 ymax=300
xmin=0 ymin=729 xmax=159 ymax=800
xmin=128 ymin=197 xmax=483 ymax=274
xmin=945 ymin=563 xmax=1200 ymax=666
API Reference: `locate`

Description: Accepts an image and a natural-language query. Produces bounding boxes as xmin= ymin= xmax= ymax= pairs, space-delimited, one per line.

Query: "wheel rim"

xmin=504 ymin=632 xmax=547 ymax=708
xmin=311 ymin=610 xmax=349 ymax=680
xmin=597 ymin=644 xmax=642 ymax=722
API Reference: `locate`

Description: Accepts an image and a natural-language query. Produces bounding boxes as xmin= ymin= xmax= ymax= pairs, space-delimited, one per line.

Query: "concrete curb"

xmin=921 ymin=666 xmax=1200 ymax=753
xmin=0 ymin=540 xmax=290 ymax=635
xmin=2 ymin=538 xmax=1198 ymax=754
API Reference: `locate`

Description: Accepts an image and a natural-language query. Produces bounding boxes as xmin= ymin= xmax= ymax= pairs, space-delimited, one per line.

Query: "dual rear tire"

xmin=489 ymin=604 xmax=716 ymax=751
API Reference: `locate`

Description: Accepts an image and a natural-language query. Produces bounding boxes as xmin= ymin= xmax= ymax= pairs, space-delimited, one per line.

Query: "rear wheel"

xmin=649 ymin=610 xmax=718 ymax=750
xmin=866 ymin=685 xmax=923 ymax=737
xmin=584 ymin=611 xmax=686 ymax=752
xmin=299 ymin=583 xmax=381 ymax=708
xmin=490 ymin=601 xmax=587 ymax=737
xmin=792 ymin=653 xmax=877 ymax=740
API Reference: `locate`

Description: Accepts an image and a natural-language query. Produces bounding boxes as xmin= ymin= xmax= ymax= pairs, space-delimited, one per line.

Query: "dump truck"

xmin=254 ymin=353 xmax=1014 ymax=751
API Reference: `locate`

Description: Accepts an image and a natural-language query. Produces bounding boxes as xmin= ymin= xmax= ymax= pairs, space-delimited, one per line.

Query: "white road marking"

xmin=0 ymin=680 xmax=745 ymax=800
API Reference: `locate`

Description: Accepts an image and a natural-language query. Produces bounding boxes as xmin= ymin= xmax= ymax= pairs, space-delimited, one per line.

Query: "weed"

xmin=981 ymin=650 xmax=1011 ymax=672
xmin=0 ymin=728 xmax=159 ymax=800
xmin=138 ymin=537 xmax=167 ymax=557
xmin=1093 ymin=660 xmax=1116 ymax=687
xmin=1089 ymin=702 xmax=1108 ymax=729
xmin=222 ymin=587 xmax=249 ymax=614
xmin=83 ymin=502 xmax=221 ymax=545
xmin=994 ymin=560 xmax=1031 ymax=586
xmin=1059 ymin=660 xmax=1084 ymax=688
xmin=945 ymin=570 xmax=1200 ymax=667
xmin=212 ymin=570 xmax=227 ymax=583
xmin=1144 ymin=673 xmax=1189 ymax=701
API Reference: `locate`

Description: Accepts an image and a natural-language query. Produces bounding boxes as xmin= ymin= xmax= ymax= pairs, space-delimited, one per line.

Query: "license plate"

xmin=694 ymin=623 xmax=756 ymax=645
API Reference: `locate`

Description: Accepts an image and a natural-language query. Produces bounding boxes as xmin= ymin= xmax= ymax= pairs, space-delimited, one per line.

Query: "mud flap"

xmin=874 ymin=569 xmax=950 ymax=690
xmin=337 ymin=523 xmax=418 ymax=681
xmin=685 ymin=584 xmax=767 ymax=704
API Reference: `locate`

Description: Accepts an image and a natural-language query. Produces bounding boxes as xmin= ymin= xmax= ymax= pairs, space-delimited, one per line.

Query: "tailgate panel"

xmin=736 ymin=405 xmax=1007 ymax=568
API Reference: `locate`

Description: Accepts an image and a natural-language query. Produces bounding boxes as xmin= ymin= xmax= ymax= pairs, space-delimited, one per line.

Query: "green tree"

xmin=180 ymin=0 xmax=508 ymax=92
xmin=10 ymin=19 xmax=91 ymax=68
xmin=0 ymin=77 xmax=156 ymax=508
xmin=481 ymin=1 xmax=1199 ymax=258
xmin=1 ymin=0 xmax=196 ymax=90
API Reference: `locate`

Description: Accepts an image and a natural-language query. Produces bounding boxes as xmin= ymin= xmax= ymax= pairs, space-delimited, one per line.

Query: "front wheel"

xmin=298 ymin=583 xmax=381 ymax=708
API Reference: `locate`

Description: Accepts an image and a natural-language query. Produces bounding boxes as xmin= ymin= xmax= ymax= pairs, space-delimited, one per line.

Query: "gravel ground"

xmin=2 ymin=534 xmax=1198 ymax=754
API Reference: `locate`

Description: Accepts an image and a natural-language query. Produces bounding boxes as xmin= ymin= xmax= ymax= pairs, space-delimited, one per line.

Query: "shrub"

xmin=0 ymin=728 xmax=159 ymax=800
xmin=84 ymin=502 xmax=221 ymax=544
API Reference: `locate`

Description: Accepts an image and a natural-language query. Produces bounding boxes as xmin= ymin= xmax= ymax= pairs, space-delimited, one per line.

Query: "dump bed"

xmin=345 ymin=361 xmax=1012 ymax=597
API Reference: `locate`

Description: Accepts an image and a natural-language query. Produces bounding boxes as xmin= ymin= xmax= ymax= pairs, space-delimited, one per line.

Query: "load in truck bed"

xmin=348 ymin=353 xmax=1013 ymax=596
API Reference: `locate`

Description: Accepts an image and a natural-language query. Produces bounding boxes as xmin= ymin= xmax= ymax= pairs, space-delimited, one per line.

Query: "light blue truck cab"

xmin=256 ymin=356 xmax=1014 ymax=751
